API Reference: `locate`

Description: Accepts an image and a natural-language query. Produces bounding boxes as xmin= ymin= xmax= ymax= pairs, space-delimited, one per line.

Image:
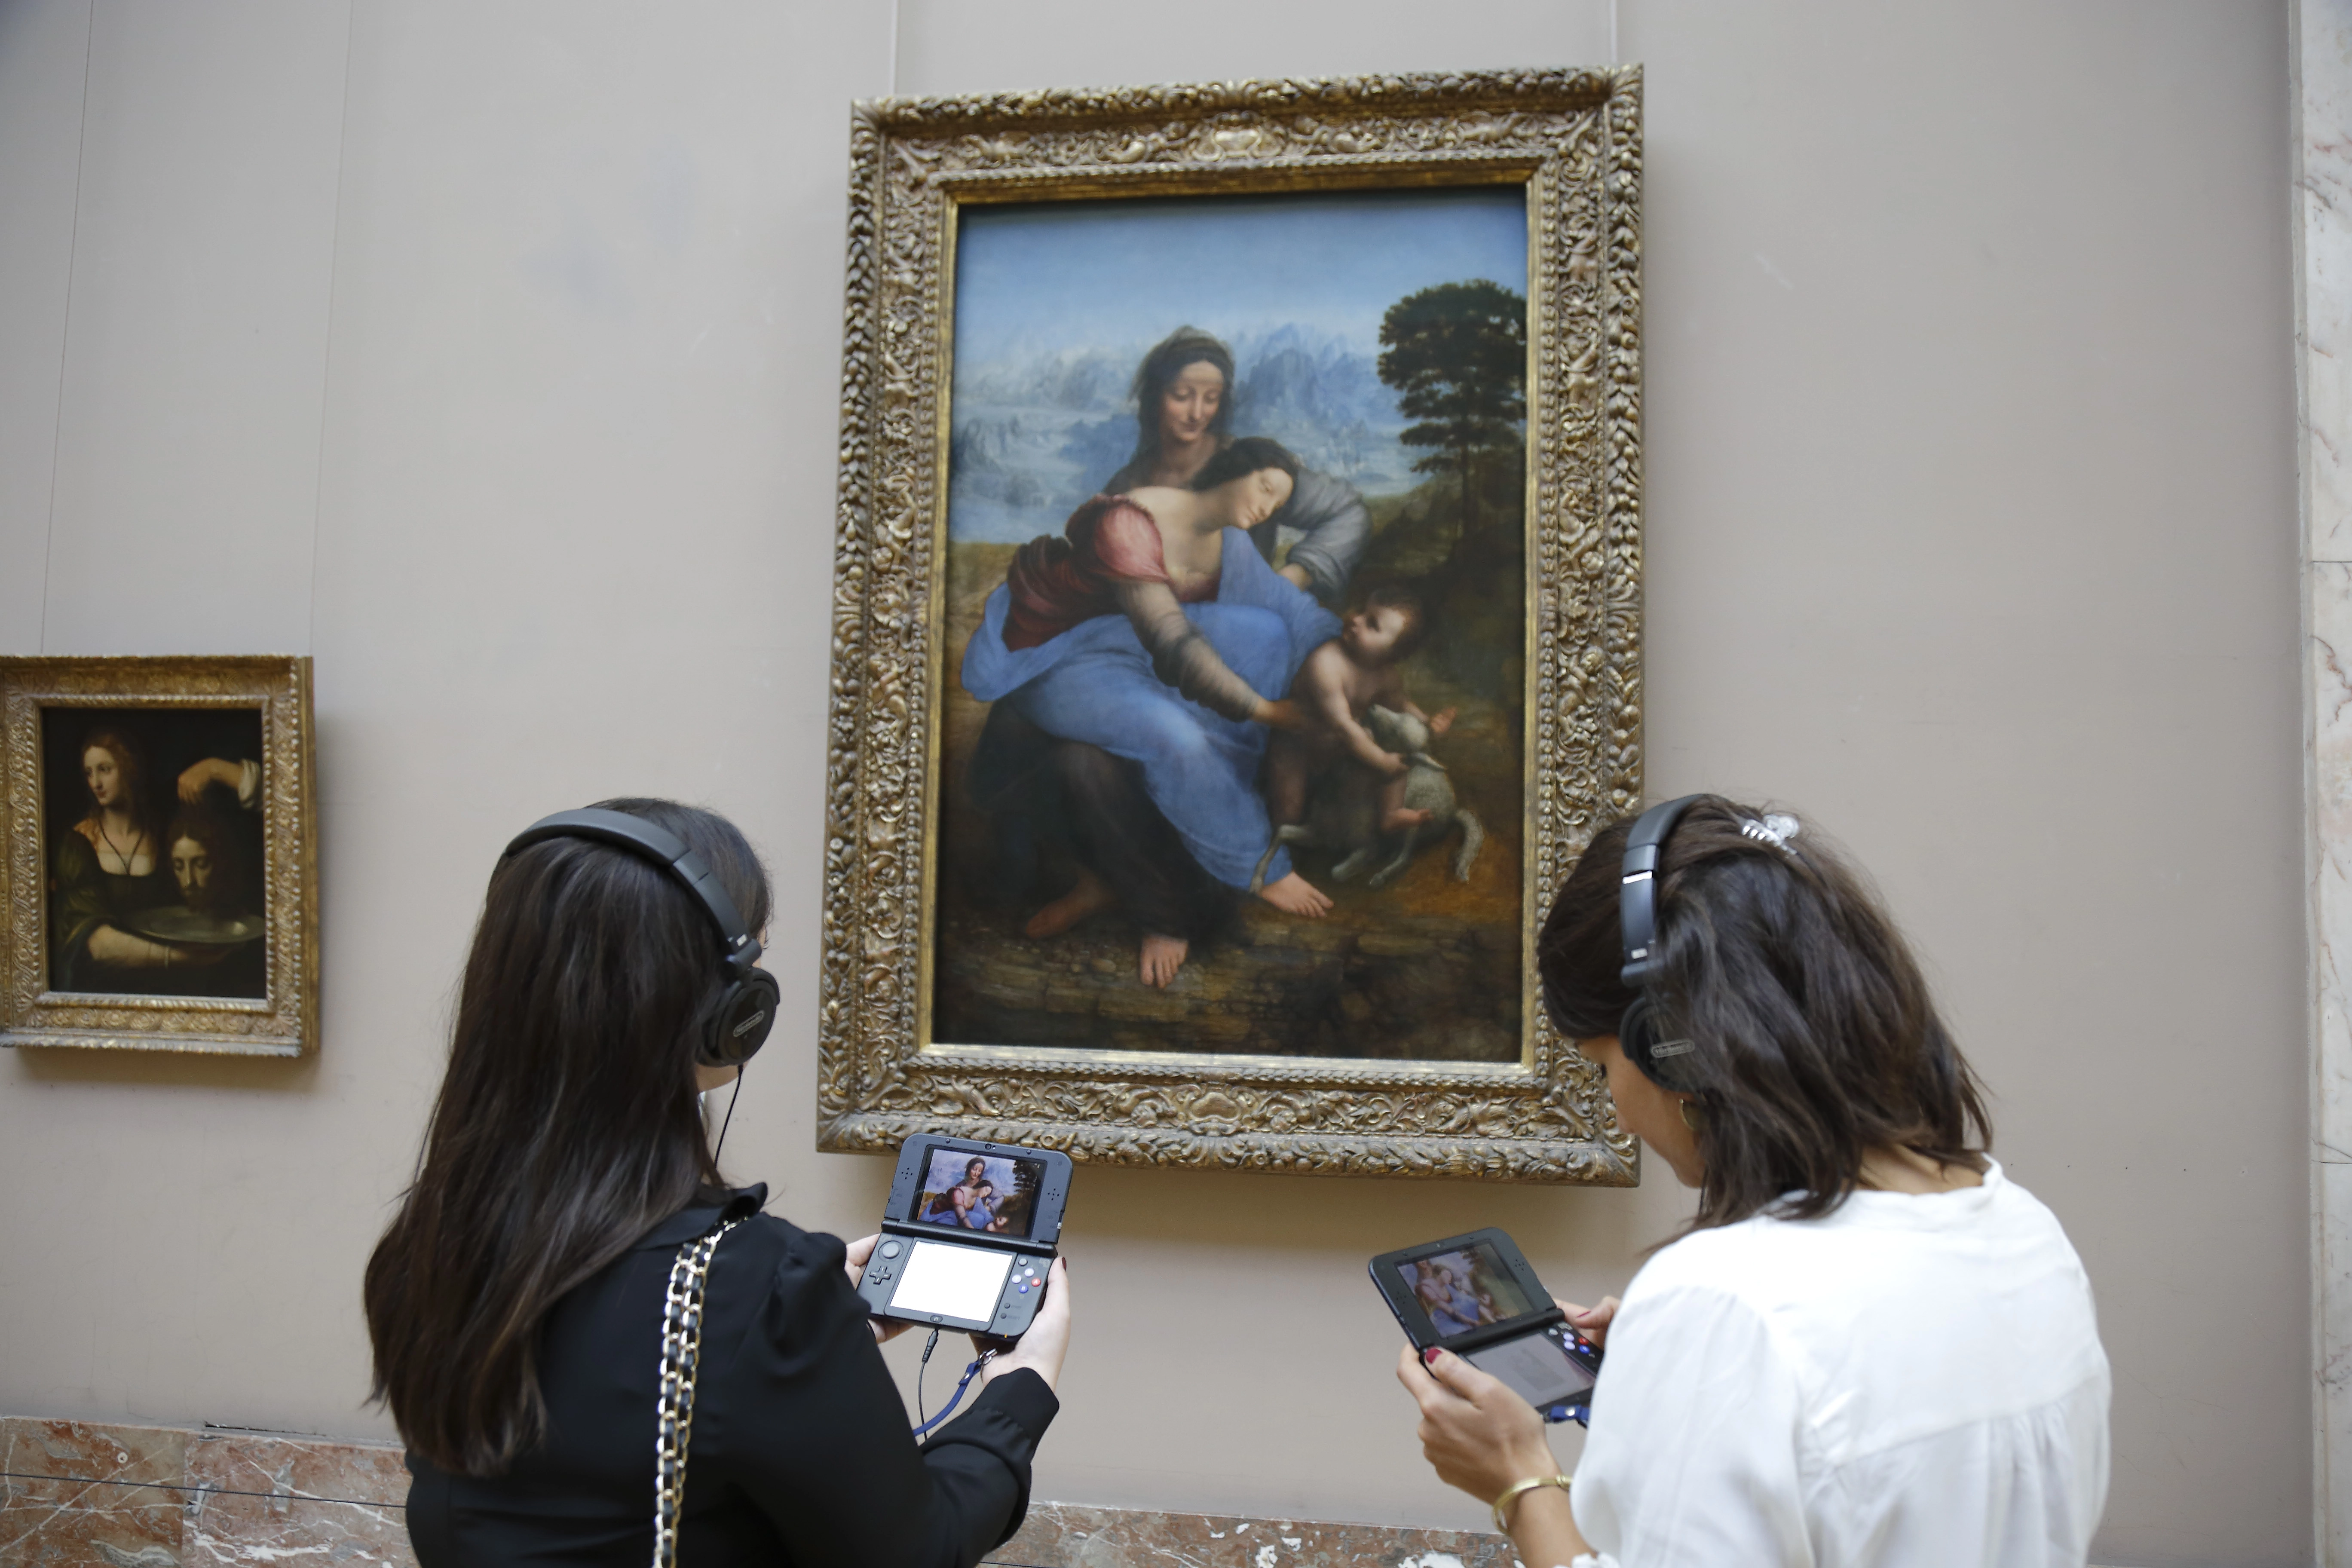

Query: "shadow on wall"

xmin=9 ymin=1048 xmax=319 ymax=1093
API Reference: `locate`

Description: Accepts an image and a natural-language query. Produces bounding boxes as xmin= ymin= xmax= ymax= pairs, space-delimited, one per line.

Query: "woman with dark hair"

xmin=1102 ymin=326 xmax=1369 ymax=607
xmin=49 ymin=726 xmax=215 ymax=990
xmin=1396 ymin=796 xmax=2108 ymax=1568
xmin=367 ymin=798 xmax=1070 ymax=1566
xmin=964 ymin=439 xmax=1342 ymax=986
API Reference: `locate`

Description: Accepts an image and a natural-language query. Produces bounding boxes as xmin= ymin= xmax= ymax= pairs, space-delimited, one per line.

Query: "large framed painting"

xmin=0 ymin=656 xmax=318 ymax=1057
xmin=820 ymin=69 xmax=1643 ymax=1181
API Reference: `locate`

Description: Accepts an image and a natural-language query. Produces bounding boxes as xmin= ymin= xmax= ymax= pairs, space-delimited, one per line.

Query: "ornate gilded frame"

xmin=0 ymin=656 xmax=318 ymax=1057
xmin=821 ymin=68 xmax=1643 ymax=1182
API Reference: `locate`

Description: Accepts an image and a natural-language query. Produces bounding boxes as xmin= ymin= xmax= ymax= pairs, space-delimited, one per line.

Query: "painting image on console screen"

xmin=1399 ymin=1243 xmax=1535 ymax=1338
xmin=911 ymin=1149 xmax=1044 ymax=1237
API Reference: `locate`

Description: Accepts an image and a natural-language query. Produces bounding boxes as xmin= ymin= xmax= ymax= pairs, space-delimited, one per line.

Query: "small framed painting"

xmin=0 ymin=656 xmax=318 ymax=1056
xmin=820 ymin=69 xmax=1644 ymax=1181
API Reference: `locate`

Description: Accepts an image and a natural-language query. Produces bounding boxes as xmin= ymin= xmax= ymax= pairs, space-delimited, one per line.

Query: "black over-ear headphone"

xmin=502 ymin=807 xmax=779 ymax=1069
xmin=1618 ymin=793 xmax=1706 ymax=1090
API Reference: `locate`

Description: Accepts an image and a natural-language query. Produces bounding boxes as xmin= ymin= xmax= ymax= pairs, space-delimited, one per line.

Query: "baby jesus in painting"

xmin=1263 ymin=586 xmax=1455 ymax=837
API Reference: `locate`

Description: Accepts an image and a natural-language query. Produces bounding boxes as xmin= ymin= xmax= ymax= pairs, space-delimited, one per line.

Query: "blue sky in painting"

xmin=946 ymin=186 xmax=1529 ymax=542
xmin=952 ymin=187 xmax=1528 ymax=363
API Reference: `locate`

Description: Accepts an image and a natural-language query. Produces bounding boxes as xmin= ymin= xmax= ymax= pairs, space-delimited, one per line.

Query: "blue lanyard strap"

xmin=911 ymin=1352 xmax=995 ymax=1438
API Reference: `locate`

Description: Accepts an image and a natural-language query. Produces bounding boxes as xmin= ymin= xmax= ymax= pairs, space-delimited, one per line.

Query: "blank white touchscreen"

xmin=890 ymin=1240 xmax=1014 ymax=1321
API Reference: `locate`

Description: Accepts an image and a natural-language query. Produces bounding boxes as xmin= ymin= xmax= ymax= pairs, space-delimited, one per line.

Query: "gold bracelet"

xmin=1490 ymin=1472 xmax=1573 ymax=1533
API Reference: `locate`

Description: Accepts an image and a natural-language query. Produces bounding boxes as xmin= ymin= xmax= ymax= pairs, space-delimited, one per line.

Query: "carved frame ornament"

xmin=821 ymin=69 xmax=1644 ymax=1182
xmin=0 ymin=656 xmax=318 ymax=1057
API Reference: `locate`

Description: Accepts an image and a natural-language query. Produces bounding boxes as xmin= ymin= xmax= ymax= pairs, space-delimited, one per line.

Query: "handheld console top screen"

xmin=1395 ymin=1240 xmax=1539 ymax=1335
xmin=857 ymin=1136 xmax=1071 ymax=1340
xmin=909 ymin=1148 xmax=1048 ymax=1239
xmin=1371 ymin=1228 xmax=1602 ymax=1420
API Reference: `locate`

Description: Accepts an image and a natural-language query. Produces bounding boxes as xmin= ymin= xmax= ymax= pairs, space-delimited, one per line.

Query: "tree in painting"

xmin=1378 ymin=281 xmax=1528 ymax=548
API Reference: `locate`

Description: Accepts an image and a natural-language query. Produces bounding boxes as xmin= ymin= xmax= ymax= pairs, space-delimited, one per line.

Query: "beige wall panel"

xmin=38 ymin=0 xmax=348 ymax=657
xmin=893 ymin=0 xmax=1611 ymax=95
xmin=1622 ymin=2 xmax=2303 ymax=1562
xmin=0 ymin=0 xmax=90 ymax=654
xmin=308 ymin=0 xmax=898 ymax=1433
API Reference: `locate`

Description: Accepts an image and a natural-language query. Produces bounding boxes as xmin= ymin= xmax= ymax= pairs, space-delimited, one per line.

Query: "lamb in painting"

xmin=1250 ymin=705 xmax=1484 ymax=894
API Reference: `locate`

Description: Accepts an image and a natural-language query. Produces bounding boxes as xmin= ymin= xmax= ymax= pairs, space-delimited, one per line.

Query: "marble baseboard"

xmin=0 ymin=1414 xmax=1507 ymax=1568
xmin=0 ymin=1417 xmax=410 ymax=1568
xmin=0 ymin=1419 xmax=189 ymax=1568
xmin=996 ymin=1502 xmax=1511 ymax=1567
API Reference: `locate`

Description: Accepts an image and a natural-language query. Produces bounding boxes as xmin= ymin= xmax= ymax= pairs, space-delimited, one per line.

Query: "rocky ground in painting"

xmin=933 ymin=894 xmax=1522 ymax=1061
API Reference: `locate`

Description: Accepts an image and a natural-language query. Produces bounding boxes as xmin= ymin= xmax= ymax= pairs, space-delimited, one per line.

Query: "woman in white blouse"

xmin=1397 ymin=796 xmax=2110 ymax=1568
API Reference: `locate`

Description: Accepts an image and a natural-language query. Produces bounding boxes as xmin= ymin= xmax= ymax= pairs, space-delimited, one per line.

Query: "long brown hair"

xmin=363 ymin=798 xmax=772 ymax=1477
xmin=75 ymin=726 xmax=165 ymax=852
xmin=1537 ymin=795 xmax=1989 ymax=1230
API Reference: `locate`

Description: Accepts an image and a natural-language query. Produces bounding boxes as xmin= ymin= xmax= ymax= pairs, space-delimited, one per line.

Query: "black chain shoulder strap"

xmin=652 ymin=1216 xmax=745 ymax=1568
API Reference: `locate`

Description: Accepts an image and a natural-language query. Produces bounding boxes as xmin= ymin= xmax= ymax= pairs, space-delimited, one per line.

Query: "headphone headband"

xmin=504 ymin=807 xmax=762 ymax=974
xmin=1619 ymin=794 xmax=1703 ymax=989
xmin=500 ymin=805 xmax=778 ymax=1069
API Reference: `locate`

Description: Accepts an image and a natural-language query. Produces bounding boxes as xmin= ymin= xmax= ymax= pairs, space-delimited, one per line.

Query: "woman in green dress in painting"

xmin=49 ymin=727 xmax=215 ymax=993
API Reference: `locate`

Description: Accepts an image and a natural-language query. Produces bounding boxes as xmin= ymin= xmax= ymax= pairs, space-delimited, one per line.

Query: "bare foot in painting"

xmin=1139 ymin=932 xmax=1188 ymax=988
xmin=1025 ymin=869 xmax=1116 ymax=939
xmin=1382 ymin=805 xmax=1434 ymax=833
xmin=1258 ymin=872 xmax=1332 ymax=918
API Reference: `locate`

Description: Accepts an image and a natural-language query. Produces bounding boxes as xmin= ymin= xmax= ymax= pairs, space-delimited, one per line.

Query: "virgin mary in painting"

xmin=962 ymin=433 xmax=1339 ymax=986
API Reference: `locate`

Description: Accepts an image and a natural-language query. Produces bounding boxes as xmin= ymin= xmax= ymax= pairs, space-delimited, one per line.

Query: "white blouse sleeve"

xmin=1569 ymin=1284 xmax=1813 ymax=1568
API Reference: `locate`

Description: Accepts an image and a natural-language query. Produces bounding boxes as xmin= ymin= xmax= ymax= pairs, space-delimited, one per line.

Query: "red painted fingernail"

xmin=1422 ymin=1347 xmax=1442 ymax=1366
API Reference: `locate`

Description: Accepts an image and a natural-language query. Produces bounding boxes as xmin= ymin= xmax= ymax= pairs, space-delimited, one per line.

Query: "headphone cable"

xmin=711 ymin=1061 xmax=746 ymax=1168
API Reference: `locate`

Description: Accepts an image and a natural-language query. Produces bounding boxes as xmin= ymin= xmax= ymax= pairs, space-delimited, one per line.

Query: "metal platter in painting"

xmin=821 ymin=70 xmax=1644 ymax=1182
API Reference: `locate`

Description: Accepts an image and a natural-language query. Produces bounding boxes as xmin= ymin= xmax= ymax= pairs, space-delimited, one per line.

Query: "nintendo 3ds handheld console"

xmin=1371 ymin=1228 xmax=1603 ymax=1421
xmin=855 ymin=1136 xmax=1072 ymax=1341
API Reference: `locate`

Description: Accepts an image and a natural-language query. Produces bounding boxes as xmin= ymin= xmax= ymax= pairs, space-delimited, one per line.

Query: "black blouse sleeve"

xmin=705 ymin=1225 xmax=1057 ymax=1568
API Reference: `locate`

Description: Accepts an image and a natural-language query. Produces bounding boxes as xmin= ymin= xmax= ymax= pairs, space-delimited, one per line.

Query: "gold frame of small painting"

xmin=818 ymin=68 xmax=1645 ymax=1182
xmin=0 ymin=655 xmax=318 ymax=1057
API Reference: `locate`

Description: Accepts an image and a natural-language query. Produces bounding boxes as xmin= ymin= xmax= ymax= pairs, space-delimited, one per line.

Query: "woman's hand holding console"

xmin=843 ymin=1235 xmax=916 ymax=1344
xmin=1397 ymin=1345 xmax=1592 ymax=1562
xmin=979 ymin=1256 xmax=1073 ymax=1392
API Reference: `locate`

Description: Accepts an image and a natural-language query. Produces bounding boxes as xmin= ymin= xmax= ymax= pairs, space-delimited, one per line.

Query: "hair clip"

xmin=1740 ymin=813 xmax=1801 ymax=854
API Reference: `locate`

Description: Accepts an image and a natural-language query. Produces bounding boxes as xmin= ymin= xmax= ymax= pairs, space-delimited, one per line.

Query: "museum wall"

xmin=0 ymin=1 xmax=2306 ymax=1562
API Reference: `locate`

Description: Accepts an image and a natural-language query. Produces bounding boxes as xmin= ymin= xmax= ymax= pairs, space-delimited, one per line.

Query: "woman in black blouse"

xmin=364 ymin=798 xmax=1071 ymax=1565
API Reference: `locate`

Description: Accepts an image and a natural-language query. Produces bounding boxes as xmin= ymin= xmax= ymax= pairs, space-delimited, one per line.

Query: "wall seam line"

xmin=303 ymin=0 xmax=359 ymax=660
xmin=37 ymin=0 xmax=98 ymax=657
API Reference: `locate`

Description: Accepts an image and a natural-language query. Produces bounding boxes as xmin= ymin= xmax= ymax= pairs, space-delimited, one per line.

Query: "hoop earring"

xmin=1678 ymin=1099 xmax=1704 ymax=1133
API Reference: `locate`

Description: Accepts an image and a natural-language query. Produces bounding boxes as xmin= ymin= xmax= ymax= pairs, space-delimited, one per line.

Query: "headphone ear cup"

xmin=1618 ymin=992 xmax=1679 ymax=1089
xmin=698 ymin=968 xmax=781 ymax=1069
